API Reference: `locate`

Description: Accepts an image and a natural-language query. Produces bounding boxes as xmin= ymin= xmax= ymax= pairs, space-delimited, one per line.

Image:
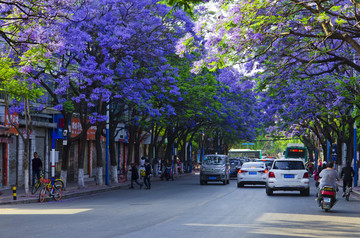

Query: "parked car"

xmin=266 ymin=158 xmax=310 ymax=196
xmin=230 ymin=158 xmax=242 ymax=179
xmin=237 ymin=162 xmax=268 ymax=187
xmin=200 ymin=154 xmax=230 ymax=185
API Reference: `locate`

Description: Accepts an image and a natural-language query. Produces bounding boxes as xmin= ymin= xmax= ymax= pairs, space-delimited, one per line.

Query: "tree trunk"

xmin=127 ymin=126 xmax=135 ymax=166
xmin=24 ymin=169 xmax=29 ymax=195
xmin=96 ymin=167 xmax=103 ymax=185
xmin=95 ymin=126 xmax=104 ymax=185
xmin=23 ymin=138 xmax=29 ymax=195
xmin=77 ymin=132 xmax=87 ymax=189
xmin=78 ymin=168 xmax=85 ymax=188
xmin=60 ymin=170 xmax=68 ymax=188
xmin=111 ymin=165 xmax=118 ymax=183
xmin=60 ymin=114 xmax=71 ymax=185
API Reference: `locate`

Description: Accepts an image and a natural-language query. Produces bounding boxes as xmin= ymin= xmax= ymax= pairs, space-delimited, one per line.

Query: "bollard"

xmin=12 ymin=186 xmax=17 ymax=200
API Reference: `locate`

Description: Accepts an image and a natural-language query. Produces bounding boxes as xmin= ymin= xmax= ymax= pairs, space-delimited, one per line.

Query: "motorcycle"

xmin=161 ymin=166 xmax=174 ymax=181
xmin=317 ymin=186 xmax=337 ymax=212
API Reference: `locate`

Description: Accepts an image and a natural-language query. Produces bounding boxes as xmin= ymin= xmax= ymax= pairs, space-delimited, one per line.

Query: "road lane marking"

xmin=0 ymin=208 xmax=92 ymax=215
xmin=158 ymin=216 xmax=178 ymax=225
xmin=216 ymin=193 xmax=224 ymax=198
xmin=184 ymin=223 xmax=251 ymax=228
xmin=197 ymin=200 xmax=210 ymax=206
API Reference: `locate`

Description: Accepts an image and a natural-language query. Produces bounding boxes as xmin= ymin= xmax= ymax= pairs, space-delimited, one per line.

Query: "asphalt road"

xmin=1 ymin=174 xmax=360 ymax=238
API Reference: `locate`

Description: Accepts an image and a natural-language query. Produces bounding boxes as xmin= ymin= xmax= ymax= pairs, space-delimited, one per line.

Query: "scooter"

xmin=161 ymin=166 xmax=174 ymax=181
xmin=317 ymin=186 xmax=337 ymax=212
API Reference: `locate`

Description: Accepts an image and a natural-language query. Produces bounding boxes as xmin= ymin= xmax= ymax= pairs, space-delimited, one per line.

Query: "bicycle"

xmin=32 ymin=171 xmax=64 ymax=195
xmin=39 ymin=177 xmax=63 ymax=203
xmin=345 ymin=185 xmax=351 ymax=201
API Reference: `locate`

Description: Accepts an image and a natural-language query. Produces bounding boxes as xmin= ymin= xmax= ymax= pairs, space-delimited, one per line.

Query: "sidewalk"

xmin=0 ymin=173 xmax=192 ymax=205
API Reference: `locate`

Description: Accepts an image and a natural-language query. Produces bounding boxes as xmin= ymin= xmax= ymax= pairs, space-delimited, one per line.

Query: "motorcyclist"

xmin=317 ymin=161 xmax=340 ymax=197
xmin=340 ymin=161 xmax=355 ymax=197
xmin=161 ymin=159 xmax=171 ymax=179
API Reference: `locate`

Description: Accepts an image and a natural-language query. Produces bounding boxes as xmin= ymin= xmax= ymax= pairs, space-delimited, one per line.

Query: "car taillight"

xmin=238 ymin=170 xmax=247 ymax=173
xmin=269 ymin=172 xmax=275 ymax=178
xmin=303 ymin=172 xmax=309 ymax=178
xmin=261 ymin=170 xmax=268 ymax=173
xmin=321 ymin=190 xmax=335 ymax=196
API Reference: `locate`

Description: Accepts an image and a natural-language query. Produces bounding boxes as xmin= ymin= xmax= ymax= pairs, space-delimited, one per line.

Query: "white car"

xmin=266 ymin=159 xmax=310 ymax=196
xmin=237 ymin=162 xmax=268 ymax=187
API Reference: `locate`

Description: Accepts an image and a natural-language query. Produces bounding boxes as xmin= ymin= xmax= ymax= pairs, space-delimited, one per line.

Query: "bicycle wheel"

xmin=346 ymin=186 xmax=351 ymax=201
xmin=52 ymin=185 xmax=63 ymax=201
xmin=31 ymin=182 xmax=40 ymax=195
xmin=54 ymin=179 xmax=65 ymax=189
xmin=39 ymin=187 xmax=47 ymax=203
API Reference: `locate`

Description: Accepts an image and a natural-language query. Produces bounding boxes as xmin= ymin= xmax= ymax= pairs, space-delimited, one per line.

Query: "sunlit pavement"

xmin=184 ymin=213 xmax=360 ymax=238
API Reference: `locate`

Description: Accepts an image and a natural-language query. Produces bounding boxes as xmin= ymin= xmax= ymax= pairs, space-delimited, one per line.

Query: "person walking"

xmin=129 ymin=163 xmax=143 ymax=189
xmin=144 ymin=159 xmax=152 ymax=189
xmin=32 ymin=152 xmax=42 ymax=187
xmin=341 ymin=161 xmax=355 ymax=197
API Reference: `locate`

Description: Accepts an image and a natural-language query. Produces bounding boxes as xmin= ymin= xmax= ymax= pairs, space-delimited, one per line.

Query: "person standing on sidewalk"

xmin=144 ymin=159 xmax=152 ymax=189
xmin=341 ymin=161 xmax=355 ymax=197
xmin=129 ymin=163 xmax=143 ymax=189
xmin=32 ymin=152 xmax=42 ymax=187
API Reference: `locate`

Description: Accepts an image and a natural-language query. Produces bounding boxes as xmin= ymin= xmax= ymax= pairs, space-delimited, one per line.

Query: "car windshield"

xmin=203 ymin=156 xmax=225 ymax=165
xmin=273 ymin=161 xmax=305 ymax=170
xmin=242 ymin=162 xmax=265 ymax=169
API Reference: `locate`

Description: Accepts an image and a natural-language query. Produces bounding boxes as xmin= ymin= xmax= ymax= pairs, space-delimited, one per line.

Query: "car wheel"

xmin=266 ymin=186 xmax=273 ymax=196
xmin=223 ymin=180 xmax=226 ymax=185
xmin=227 ymin=178 xmax=230 ymax=184
xmin=200 ymin=180 xmax=204 ymax=185
xmin=300 ymin=188 xmax=310 ymax=196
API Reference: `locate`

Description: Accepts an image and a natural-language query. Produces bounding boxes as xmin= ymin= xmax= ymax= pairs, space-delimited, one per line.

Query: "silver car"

xmin=237 ymin=162 xmax=268 ymax=187
xmin=200 ymin=154 xmax=230 ymax=185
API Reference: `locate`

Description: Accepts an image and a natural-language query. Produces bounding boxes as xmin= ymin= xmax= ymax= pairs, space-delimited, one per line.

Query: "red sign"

xmin=70 ymin=118 xmax=105 ymax=141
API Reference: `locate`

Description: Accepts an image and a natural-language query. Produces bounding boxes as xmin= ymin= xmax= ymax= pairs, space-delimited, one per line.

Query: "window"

xmin=273 ymin=161 xmax=305 ymax=170
xmin=203 ymin=156 xmax=225 ymax=165
xmin=242 ymin=162 xmax=265 ymax=169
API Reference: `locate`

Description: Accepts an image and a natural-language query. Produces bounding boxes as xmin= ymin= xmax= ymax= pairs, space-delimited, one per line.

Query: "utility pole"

xmin=354 ymin=122 xmax=358 ymax=187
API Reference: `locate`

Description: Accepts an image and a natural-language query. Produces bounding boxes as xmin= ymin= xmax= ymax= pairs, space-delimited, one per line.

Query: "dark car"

xmin=255 ymin=158 xmax=276 ymax=169
xmin=230 ymin=158 xmax=242 ymax=178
